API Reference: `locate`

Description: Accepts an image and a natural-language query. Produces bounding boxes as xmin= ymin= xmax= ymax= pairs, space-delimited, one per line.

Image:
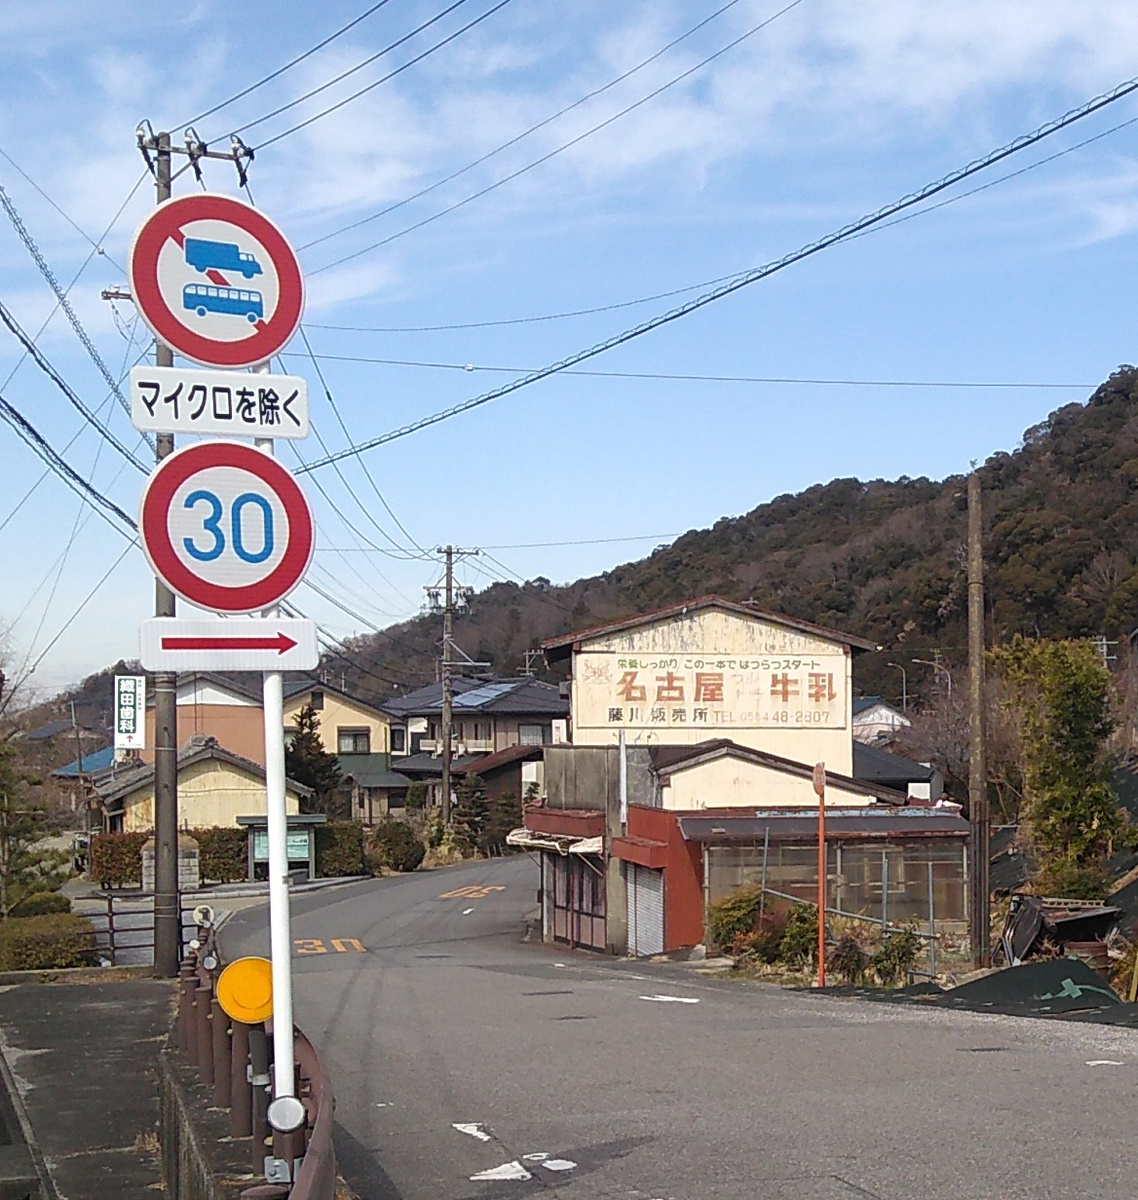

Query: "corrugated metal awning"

xmin=506 ymin=828 xmax=603 ymax=856
xmin=678 ymin=809 xmax=970 ymax=842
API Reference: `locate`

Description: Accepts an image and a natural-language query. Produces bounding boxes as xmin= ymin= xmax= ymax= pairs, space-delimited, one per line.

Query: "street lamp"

xmin=886 ymin=662 xmax=907 ymax=712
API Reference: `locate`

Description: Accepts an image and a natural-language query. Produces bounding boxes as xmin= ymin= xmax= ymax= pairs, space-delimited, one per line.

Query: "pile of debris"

xmin=999 ymin=893 xmax=1122 ymax=977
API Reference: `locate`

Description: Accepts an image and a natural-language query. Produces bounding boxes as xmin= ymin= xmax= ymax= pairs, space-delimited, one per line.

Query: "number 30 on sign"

xmin=139 ymin=442 xmax=314 ymax=614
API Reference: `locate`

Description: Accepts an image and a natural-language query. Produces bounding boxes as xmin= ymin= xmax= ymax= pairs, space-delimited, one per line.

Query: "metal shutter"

xmin=628 ymin=864 xmax=665 ymax=956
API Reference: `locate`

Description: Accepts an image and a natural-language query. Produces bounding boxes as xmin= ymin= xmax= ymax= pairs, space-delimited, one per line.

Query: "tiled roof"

xmin=383 ymin=676 xmax=566 ymax=718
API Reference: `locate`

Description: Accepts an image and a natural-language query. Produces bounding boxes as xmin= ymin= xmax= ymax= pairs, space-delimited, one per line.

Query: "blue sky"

xmin=3 ymin=0 xmax=1138 ymax=697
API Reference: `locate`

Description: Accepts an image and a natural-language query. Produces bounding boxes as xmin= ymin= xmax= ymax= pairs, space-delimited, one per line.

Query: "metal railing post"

xmin=249 ymin=1025 xmax=271 ymax=1175
xmin=195 ymin=985 xmax=213 ymax=1088
xmin=928 ymin=860 xmax=937 ymax=979
xmin=105 ymin=895 xmax=117 ymax=967
xmin=211 ymin=995 xmax=231 ymax=1108
xmin=230 ymin=1020 xmax=252 ymax=1139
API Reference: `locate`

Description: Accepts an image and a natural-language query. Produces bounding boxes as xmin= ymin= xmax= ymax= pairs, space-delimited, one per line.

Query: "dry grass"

xmin=132 ymin=1130 xmax=160 ymax=1155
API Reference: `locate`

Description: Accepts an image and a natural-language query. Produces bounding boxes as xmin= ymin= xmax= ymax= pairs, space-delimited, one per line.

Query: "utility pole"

xmin=150 ymin=131 xmax=180 ymax=979
xmin=967 ymin=470 xmax=990 ymax=968
xmin=429 ymin=546 xmax=479 ymax=823
xmin=134 ymin=123 xmax=253 ymax=979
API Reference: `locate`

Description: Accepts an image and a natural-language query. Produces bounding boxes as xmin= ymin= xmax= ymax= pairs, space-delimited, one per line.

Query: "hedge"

xmin=316 ymin=822 xmax=367 ymax=877
xmin=191 ymin=826 xmax=248 ymax=883
xmin=0 ymin=914 xmax=96 ymax=970
xmin=90 ymin=832 xmax=149 ymax=888
xmin=10 ymin=891 xmax=71 ymax=917
xmin=371 ymin=821 xmax=425 ymax=873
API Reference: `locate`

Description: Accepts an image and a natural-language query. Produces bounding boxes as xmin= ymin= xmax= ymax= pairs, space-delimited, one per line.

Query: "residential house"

xmin=383 ymin=676 xmax=568 ymax=759
xmin=337 ymin=755 xmax=413 ymax=824
xmin=515 ymin=596 xmax=967 ymax=955
xmin=852 ymin=695 xmax=911 ymax=744
xmin=95 ymin=735 xmax=309 ymax=832
xmin=282 ymin=679 xmax=392 ymax=756
xmin=455 ymin=743 xmax=545 ymax=803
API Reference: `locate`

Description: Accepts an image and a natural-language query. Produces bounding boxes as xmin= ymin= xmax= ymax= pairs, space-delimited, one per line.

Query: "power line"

xmin=0 ymin=180 xmax=139 ymax=428
xmin=250 ymin=0 xmax=514 ymax=151
xmin=296 ymin=328 xmax=427 ymax=552
xmin=297 ymin=0 xmax=748 ymax=253
xmin=0 ymin=393 xmax=138 ymax=536
xmin=320 ymin=532 xmax=680 ymax=551
xmin=297 ymin=75 xmax=1138 ymax=473
xmin=285 ymin=350 xmax=1093 ymax=390
xmin=182 ymin=0 xmax=399 ymax=129
xmin=302 ymin=108 xmax=1138 ymax=334
xmin=0 ymin=298 xmax=148 ymax=473
xmin=309 ymin=0 xmax=807 ymax=274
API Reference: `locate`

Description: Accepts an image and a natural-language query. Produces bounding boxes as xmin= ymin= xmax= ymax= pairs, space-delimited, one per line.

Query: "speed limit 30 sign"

xmin=140 ymin=442 xmax=314 ymax=614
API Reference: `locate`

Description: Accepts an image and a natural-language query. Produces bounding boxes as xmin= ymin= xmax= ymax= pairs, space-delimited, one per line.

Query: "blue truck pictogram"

xmin=184 ymin=238 xmax=264 ymax=280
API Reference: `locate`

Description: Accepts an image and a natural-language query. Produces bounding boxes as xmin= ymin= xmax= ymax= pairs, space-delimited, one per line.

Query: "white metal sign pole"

xmin=255 ymin=362 xmax=302 ymax=1135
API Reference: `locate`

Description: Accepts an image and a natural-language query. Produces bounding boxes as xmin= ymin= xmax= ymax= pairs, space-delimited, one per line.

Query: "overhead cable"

xmin=249 ymin=0 xmax=514 ymax=150
xmin=297 ymin=0 xmax=748 ymax=253
xmin=309 ymin=0 xmax=807 ymax=273
xmin=298 ymin=74 xmax=1138 ymax=473
xmin=182 ymin=0 xmax=398 ymax=128
xmin=0 ymin=394 xmax=138 ymax=536
xmin=0 ymin=299 xmax=148 ymax=473
xmin=287 ymin=350 xmax=1092 ymax=390
xmin=305 ymin=100 xmax=1138 ymax=331
xmin=0 ymin=182 xmax=138 ymax=426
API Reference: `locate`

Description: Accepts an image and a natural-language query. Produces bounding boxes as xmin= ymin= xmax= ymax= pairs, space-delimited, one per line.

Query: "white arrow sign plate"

xmin=140 ymin=617 xmax=318 ymax=671
xmin=130 ymin=366 xmax=308 ymax=438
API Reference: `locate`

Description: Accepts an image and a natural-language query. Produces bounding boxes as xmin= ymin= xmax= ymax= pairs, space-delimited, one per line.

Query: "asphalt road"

xmin=222 ymin=857 xmax=1138 ymax=1200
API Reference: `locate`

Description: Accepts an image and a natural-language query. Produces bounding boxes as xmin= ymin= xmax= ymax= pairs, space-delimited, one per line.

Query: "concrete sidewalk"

xmin=0 ymin=976 xmax=175 ymax=1199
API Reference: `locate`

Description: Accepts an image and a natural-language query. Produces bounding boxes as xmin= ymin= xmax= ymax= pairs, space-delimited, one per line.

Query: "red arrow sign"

xmin=160 ymin=632 xmax=298 ymax=654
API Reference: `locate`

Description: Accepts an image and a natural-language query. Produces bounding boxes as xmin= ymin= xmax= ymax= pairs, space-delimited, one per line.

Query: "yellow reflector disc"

xmin=216 ymin=956 xmax=273 ymax=1023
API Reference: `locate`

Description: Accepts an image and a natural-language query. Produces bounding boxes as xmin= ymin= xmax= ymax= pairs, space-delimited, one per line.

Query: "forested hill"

xmin=260 ymin=365 xmax=1138 ymax=707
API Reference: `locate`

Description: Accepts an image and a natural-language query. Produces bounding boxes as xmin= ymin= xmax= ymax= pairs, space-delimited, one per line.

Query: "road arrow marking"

xmin=453 ymin=1123 xmax=491 ymax=1141
xmin=160 ymin=631 xmax=299 ymax=654
xmin=470 ymin=1161 xmax=531 ymax=1181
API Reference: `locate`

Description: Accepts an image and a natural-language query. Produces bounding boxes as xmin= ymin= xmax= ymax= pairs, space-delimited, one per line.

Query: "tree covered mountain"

xmin=327 ymin=366 xmax=1138 ymax=711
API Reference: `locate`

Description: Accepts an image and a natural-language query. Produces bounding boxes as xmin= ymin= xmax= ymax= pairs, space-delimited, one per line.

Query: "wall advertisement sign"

xmin=573 ymin=652 xmax=848 ymax=732
xmin=114 ymin=676 xmax=147 ymax=749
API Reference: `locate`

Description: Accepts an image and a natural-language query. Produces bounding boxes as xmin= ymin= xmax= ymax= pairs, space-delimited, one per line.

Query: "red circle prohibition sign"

xmin=140 ymin=442 xmax=314 ymax=613
xmin=129 ymin=194 xmax=304 ymax=369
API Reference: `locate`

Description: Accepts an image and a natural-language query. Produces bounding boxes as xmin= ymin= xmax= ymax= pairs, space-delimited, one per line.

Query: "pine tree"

xmin=285 ymin=705 xmax=343 ymax=817
xmin=452 ymin=774 xmax=490 ymax=856
xmin=0 ymin=746 xmax=64 ymax=917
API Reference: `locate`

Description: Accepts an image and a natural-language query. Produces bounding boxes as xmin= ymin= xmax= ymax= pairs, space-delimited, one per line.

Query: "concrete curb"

xmin=0 ymin=1018 xmax=57 ymax=1200
xmin=0 ymin=963 xmax=155 ymax=986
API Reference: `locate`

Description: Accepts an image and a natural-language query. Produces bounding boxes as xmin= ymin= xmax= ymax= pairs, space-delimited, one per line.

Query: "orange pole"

xmin=813 ymin=762 xmax=826 ymax=988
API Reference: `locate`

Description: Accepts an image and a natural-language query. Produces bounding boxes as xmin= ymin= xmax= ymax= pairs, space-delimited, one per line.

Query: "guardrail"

xmin=178 ymin=918 xmax=337 ymax=1200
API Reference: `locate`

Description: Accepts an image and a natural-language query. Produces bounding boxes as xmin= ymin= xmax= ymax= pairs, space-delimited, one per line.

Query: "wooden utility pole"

xmin=967 ymin=471 xmax=990 ymax=968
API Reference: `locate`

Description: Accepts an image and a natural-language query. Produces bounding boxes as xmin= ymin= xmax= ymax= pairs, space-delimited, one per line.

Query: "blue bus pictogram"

xmin=184 ymin=238 xmax=263 ymax=279
xmin=183 ymin=284 xmax=264 ymax=323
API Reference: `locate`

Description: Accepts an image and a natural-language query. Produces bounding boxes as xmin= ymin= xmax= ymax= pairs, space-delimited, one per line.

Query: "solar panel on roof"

xmin=451 ymin=680 xmax=522 ymax=709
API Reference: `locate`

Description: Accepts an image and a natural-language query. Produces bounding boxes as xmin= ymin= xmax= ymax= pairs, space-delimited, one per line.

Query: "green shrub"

xmin=706 ymin=885 xmax=765 ymax=951
xmin=191 ymin=827 xmax=248 ymax=883
xmin=778 ymin=904 xmax=819 ymax=967
xmin=405 ymin=782 xmax=428 ymax=810
xmin=316 ymin=822 xmax=367 ymax=877
xmin=0 ymin=914 xmax=96 ymax=970
xmin=90 ymin=832 xmax=149 ymax=888
xmin=870 ymin=928 xmax=922 ymax=986
xmin=10 ymin=891 xmax=71 ymax=917
xmin=371 ymin=821 xmax=425 ymax=873
xmin=830 ymin=930 xmax=870 ymax=985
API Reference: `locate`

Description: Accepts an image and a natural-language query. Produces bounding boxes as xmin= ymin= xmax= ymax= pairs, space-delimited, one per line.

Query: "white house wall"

xmin=571 ymin=609 xmax=853 ymax=774
xmin=660 ymin=756 xmax=875 ymax=811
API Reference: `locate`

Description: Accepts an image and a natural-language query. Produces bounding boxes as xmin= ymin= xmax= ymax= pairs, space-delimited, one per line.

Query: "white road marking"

xmin=522 ymin=1153 xmax=548 ymax=1161
xmin=462 ymin=907 xmax=475 ymax=915
xmin=542 ymin=1159 xmax=578 ymax=1172
xmin=639 ymin=994 xmax=700 ymax=1004
xmin=470 ymin=1161 xmax=532 ymax=1181
xmin=1086 ymin=1059 xmax=1124 ymax=1066
xmin=375 ymin=1102 xmax=393 ymax=1108
xmin=453 ymin=1123 xmax=492 ymax=1141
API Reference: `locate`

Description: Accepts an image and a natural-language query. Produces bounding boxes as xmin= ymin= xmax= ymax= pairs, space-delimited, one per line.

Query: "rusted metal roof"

xmin=542 ymin=595 xmax=878 ymax=657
